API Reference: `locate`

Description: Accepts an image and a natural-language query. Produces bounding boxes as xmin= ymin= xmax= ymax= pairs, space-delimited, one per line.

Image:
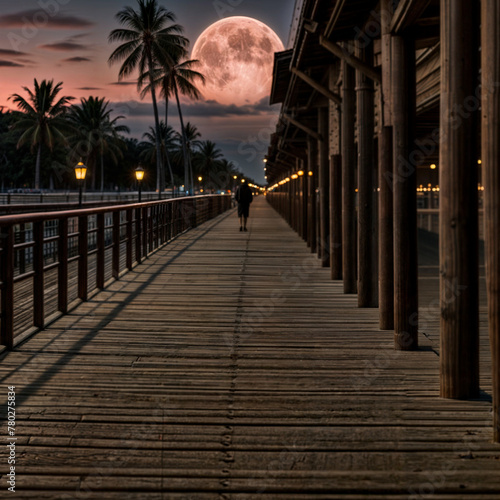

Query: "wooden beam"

xmin=481 ymin=0 xmax=500 ymax=442
xmin=391 ymin=0 xmax=432 ymax=34
xmin=341 ymin=56 xmax=357 ymax=294
xmin=282 ymin=114 xmax=322 ymax=141
xmin=324 ymin=0 xmax=346 ymax=38
xmin=319 ymin=36 xmax=381 ymax=83
xmin=440 ymin=0 xmax=480 ymax=399
xmin=291 ymin=67 xmax=342 ymax=105
xmin=392 ymin=35 xmax=418 ymax=350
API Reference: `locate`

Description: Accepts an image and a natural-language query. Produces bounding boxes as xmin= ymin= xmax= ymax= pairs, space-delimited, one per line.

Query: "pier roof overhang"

xmin=266 ymin=0 xmax=442 ymax=184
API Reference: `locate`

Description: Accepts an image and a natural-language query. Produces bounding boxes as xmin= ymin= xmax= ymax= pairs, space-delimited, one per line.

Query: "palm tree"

xmin=196 ymin=140 xmax=223 ymax=193
xmin=140 ymin=58 xmax=205 ymax=194
xmin=139 ymin=121 xmax=176 ymax=188
xmin=9 ymin=79 xmax=74 ymax=189
xmin=108 ymin=0 xmax=188 ymax=196
xmin=68 ymin=96 xmax=130 ymax=191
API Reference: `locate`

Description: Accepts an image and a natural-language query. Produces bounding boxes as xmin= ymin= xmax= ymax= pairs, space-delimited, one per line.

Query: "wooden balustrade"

xmin=0 ymin=195 xmax=231 ymax=349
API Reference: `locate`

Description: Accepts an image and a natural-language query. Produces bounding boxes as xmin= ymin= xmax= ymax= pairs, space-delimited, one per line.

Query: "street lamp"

xmin=74 ymin=161 xmax=87 ymax=208
xmin=197 ymin=176 xmax=203 ymax=194
xmin=135 ymin=165 xmax=145 ymax=202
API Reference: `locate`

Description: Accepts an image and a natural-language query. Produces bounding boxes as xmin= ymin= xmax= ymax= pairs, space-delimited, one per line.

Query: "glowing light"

xmin=291 ymin=174 xmax=298 ymax=180
xmin=430 ymin=164 xmax=437 ymax=170
xmin=297 ymin=170 xmax=304 ymax=176
xmin=75 ymin=161 xmax=88 ymax=181
xmin=308 ymin=171 xmax=313 ymax=176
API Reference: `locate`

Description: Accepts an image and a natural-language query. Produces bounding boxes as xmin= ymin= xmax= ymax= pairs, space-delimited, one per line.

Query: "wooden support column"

xmin=379 ymin=126 xmax=394 ymax=328
xmin=392 ymin=34 xmax=418 ymax=350
xmin=318 ymin=106 xmax=330 ymax=267
xmin=330 ymin=154 xmax=342 ymax=279
xmin=439 ymin=0 xmax=480 ymax=398
xmin=299 ymin=162 xmax=307 ymax=242
xmin=356 ymin=42 xmax=378 ymax=307
xmin=307 ymin=137 xmax=318 ymax=253
xmin=379 ymin=0 xmax=394 ymax=330
xmin=341 ymin=57 xmax=357 ymax=293
xmin=482 ymin=0 xmax=500 ymax=441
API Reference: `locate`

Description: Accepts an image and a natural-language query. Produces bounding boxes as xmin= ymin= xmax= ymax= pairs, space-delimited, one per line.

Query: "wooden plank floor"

xmin=1 ymin=197 xmax=499 ymax=499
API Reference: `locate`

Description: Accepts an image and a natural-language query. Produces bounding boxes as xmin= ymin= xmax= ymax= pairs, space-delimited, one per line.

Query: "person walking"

xmin=235 ymin=180 xmax=253 ymax=231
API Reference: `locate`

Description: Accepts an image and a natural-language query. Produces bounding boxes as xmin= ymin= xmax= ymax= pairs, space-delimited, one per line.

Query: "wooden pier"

xmin=1 ymin=197 xmax=499 ymax=498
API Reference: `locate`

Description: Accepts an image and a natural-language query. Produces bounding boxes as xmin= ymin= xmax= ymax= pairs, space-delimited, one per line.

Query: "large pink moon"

xmin=191 ymin=16 xmax=285 ymax=106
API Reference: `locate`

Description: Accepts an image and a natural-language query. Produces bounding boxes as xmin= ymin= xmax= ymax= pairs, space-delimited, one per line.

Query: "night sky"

xmin=0 ymin=0 xmax=297 ymax=184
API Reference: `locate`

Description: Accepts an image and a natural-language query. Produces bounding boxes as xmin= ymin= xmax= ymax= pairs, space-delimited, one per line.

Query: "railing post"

xmin=33 ymin=221 xmax=45 ymax=328
xmin=96 ymin=213 xmax=105 ymax=289
xmin=192 ymin=198 xmax=198 ymax=228
xmin=148 ymin=206 xmax=154 ymax=251
xmin=135 ymin=207 xmax=142 ymax=264
xmin=112 ymin=211 xmax=120 ymax=280
xmin=78 ymin=215 xmax=88 ymax=301
xmin=58 ymin=218 xmax=68 ymax=314
xmin=126 ymin=209 xmax=133 ymax=270
xmin=1 ymin=226 xmax=15 ymax=348
xmin=142 ymin=206 xmax=148 ymax=259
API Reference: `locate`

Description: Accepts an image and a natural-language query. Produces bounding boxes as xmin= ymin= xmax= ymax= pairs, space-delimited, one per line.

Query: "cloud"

xmin=78 ymin=87 xmax=102 ymax=91
xmin=107 ymin=97 xmax=278 ymax=121
xmin=38 ymin=41 xmax=88 ymax=52
xmin=109 ymin=81 xmax=137 ymax=87
xmin=62 ymin=56 xmax=91 ymax=63
xmin=0 ymin=48 xmax=28 ymax=57
xmin=180 ymin=98 xmax=277 ymax=118
xmin=0 ymin=60 xmax=23 ymax=67
xmin=0 ymin=9 xmax=93 ymax=29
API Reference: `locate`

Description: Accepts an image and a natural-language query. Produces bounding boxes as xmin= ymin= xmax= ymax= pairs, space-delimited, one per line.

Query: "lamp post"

xmin=74 ymin=161 xmax=87 ymax=208
xmin=135 ymin=166 xmax=145 ymax=203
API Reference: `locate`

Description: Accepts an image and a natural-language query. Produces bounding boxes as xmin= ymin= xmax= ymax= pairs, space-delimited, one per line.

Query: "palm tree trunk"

xmin=162 ymin=94 xmax=175 ymax=196
xmin=148 ymin=53 xmax=164 ymax=198
xmin=165 ymin=95 xmax=169 ymax=126
xmin=174 ymin=82 xmax=190 ymax=194
xmin=100 ymin=152 xmax=104 ymax=192
xmin=35 ymin=143 xmax=42 ymax=190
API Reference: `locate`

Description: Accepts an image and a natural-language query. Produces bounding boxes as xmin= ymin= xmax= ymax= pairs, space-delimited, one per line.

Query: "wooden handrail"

xmin=0 ymin=195 xmax=231 ymax=350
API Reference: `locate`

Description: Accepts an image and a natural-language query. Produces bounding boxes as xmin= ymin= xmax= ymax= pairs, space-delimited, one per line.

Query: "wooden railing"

xmin=0 ymin=194 xmax=231 ymax=349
